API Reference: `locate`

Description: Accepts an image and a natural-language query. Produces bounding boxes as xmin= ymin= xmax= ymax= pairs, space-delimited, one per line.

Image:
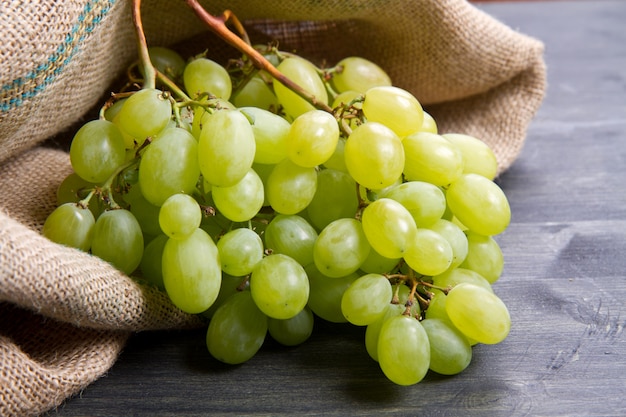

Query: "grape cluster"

xmin=43 ymin=45 xmax=511 ymax=386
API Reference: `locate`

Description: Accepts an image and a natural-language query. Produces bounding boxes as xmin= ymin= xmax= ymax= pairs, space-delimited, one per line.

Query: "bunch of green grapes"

xmin=43 ymin=45 xmax=511 ymax=385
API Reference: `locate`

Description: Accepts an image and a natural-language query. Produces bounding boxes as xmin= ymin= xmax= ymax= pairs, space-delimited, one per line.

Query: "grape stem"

xmin=182 ymin=0 xmax=333 ymax=113
xmin=132 ymin=0 xmax=156 ymax=89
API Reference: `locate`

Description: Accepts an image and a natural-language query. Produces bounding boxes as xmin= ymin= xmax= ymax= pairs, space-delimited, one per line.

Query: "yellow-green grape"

xmin=42 ymin=203 xmax=95 ymax=252
xmin=123 ymin=185 xmax=162 ymax=237
xmin=377 ymin=315 xmax=430 ymax=386
xmin=217 ymin=228 xmax=264 ymax=277
xmin=239 ymin=107 xmax=290 ymax=165
xmin=364 ymin=303 xmax=404 ymax=361
xmin=55 ymin=173 xmax=94 ymax=205
xmin=403 ymin=229 xmax=453 ymax=276
xmin=116 ymin=88 xmax=172 ymax=140
xmin=424 ymin=290 xmax=449 ymax=322
xmin=266 ymin=158 xmax=317 ymax=215
xmin=190 ymin=99 xmax=236 ymax=140
xmin=427 ymin=219 xmax=469 ymax=270
xmin=420 ymin=111 xmax=438 ymax=134
xmin=250 ymin=253 xmax=309 ymax=320
xmin=344 ymin=122 xmax=404 ymax=190
xmin=421 ymin=318 xmax=472 ymax=375
xmin=206 ymin=290 xmax=268 ymax=364
xmin=305 ymin=264 xmax=357 ymax=323
xmin=158 ymin=193 xmax=201 ymax=240
xmin=362 ymin=86 xmax=424 ymax=137
xmin=212 ymin=168 xmax=264 ymax=222
xmin=264 ymin=214 xmax=318 ymax=267
xmin=202 ymin=274 xmax=245 ymax=319
xmin=331 ymin=56 xmax=392 ymax=94
xmin=432 ymin=268 xmax=493 ymax=293
xmin=445 ymin=283 xmax=511 ymax=344
xmin=306 ymin=168 xmax=358 ymax=231
xmin=322 ymin=137 xmax=348 ymax=173
xmin=91 ymin=209 xmax=144 ymax=275
xmin=183 ymin=57 xmax=232 ymax=100
xmin=147 ymin=46 xmax=186 ymax=82
xmin=446 ymin=173 xmax=511 ymax=236
xmin=442 ymin=133 xmax=498 ymax=180
xmin=379 ymin=181 xmax=447 ymax=228
xmin=287 ymin=110 xmax=340 ymax=168
xmin=341 ymin=273 xmax=392 ymax=326
xmin=273 ymin=56 xmax=328 ymax=119
xmin=69 ymin=120 xmax=126 ymax=183
xmin=268 ymin=306 xmax=314 ymax=346
xmin=361 ymin=198 xmax=418 ymax=259
xmin=139 ymin=234 xmax=167 ymax=290
xmin=460 ymin=231 xmax=504 ymax=284
xmin=233 ymin=75 xmax=280 ymax=111
xmin=161 ymin=228 xmax=221 ymax=314
xmin=198 ymin=109 xmax=256 ymax=187
xmin=313 ymin=218 xmax=371 ymax=278
xmin=359 ymin=249 xmax=400 ymax=275
xmin=402 ymin=132 xmax=464 ymax=187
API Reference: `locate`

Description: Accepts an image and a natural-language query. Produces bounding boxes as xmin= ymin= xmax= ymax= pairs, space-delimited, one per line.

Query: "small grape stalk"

xmin=42 ymin=0 xmax=513 ymax=386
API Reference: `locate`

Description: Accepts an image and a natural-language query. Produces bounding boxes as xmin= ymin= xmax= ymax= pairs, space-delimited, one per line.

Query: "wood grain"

xmin=45 ymin=1 xmax=626 ymax=416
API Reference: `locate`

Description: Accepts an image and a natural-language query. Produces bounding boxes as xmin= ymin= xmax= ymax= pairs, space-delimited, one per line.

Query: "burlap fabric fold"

xmin=1 ymin=0 xmax=546 ymax=415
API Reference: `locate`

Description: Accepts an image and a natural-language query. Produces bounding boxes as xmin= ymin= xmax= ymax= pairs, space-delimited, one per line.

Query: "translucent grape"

xmin=202 ymin=274 xmax=245 ymax=319
xmin=427 ymin=219 xmax=469 ymax=270
xmin=212 ymin=168 xmax=264 ymax=222
xmin=116 ymin=88 xmax=172 ymax=140
xmin=91 ymin=209 xmax=144 ymax=275
xmin=287 ymin=110 xmax=340 ymax=168
xmin=273 ymin=56 xmax=328 ymax=119
xmin=217 ymin=228 xmax=264 ymax=277
xmin=403 ymin=228 xmax=453 ymax=276
xmin=420 ymin=111 xmax=438 ymax=134
xmin=364 ymin=303 xmax=404 ymax=361
xmin=264 ymin=214 xmax=318 ymax=267
xmin=322 ymin=137 xmax=348 ymax=172
xmin=341 ymin=273 xmax=392 ymax=326
xmin=124 ymin=185 xmax=162 ymax=237
xmin=306 ymin=168 xmax=358 ymax=231
xmin=268 ymin=306 xmax=314 ymax=346
xmin=266 ymin=158 xmax=317 ymax=215
xmin=313 ymin=218 xmax=370 ymax=278
xmin=239 ymin=106 xmax=289 ymax=164
xmin=460 ymin=231 xmax=504 ymax=284
xmin=379 ymin=181 xmax=446 ymax=227
xmin=42 ymin=203 xmax=95 ymax=251
xmin=250 ymin=254 xmax=309 ymax=320
xmin=331 ymin=56 xmax=392 ymax=94
xmin=158 ymin=193 xmax=202 ymax=239
xmin=344 ymin=122 xmax=404 ymax=190
xmin=421 ymin=318 xmax=472 ymax=375
xmin=306 ymin=264 xmax=357 ymax=323
xmin=432 ymin=268 xmax=493 ymax=293
xmin=206 ymin=290 xmax=268 ymax=364
xmin=359 ymin=249 xmax=400 ymax=274
xmin=161 ymin=228 xmax=221 ymax=314
xmin=138 ymin=127 xmax=200 ymax=206
xmin=445 ymin=283 xmax=511 ymax=344
xmin=446 ymin=173 xmax=511 ymax=236
xmin=198 ymin=109 xmax=256 ymax=187
xmin=361 ymin=198 xmax=418 ymax=259
xmin=362 ymin=86 xmax=424 ymax=137
xmin=377 ymin=315 xmax=430 ymax=386
xmin=233 ymin=75 xmax=280 ymax=111
xmin=147 ymin=46 xmax=186 ymax=82
xmin=443 ymin=133 xmax=498 ymax=180
xmin=183 ymin=57 xmax=232 ymax=100
xmin=139 ymin=234 xmax=167 ymax=290
xmin=69 ymin=120 xmax=126 ymax=183
xmin=402 ymin=132 xmax=464 ymax=186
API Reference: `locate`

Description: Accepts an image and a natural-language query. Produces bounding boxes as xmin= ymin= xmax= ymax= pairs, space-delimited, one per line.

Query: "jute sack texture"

xmin=0 ymin=0 xmax=546 ymax=415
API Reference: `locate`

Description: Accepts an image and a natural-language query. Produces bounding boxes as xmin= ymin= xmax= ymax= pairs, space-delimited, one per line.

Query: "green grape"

xmin=139 ymin=234 xmax=167 ymax=290
xmin=460 ymin=231 xmax=504 ymax=284
xmin=199 ymin=109 xmax=256 ymax=187
xmin=69 ymin=120 xmax=126 ymax=183
xmin=377 ymin=315 xmax=430 ymax=386
xmin=233 ymin=75 xmax=280 ymax=112
xmin=206 ymin=290 xmax=268 ymax=364
xmin=403 ymin=228 xmax=453 ymax=276
xmin=361 ymin=198 xmax=418 ymax=259
xmin=202 ymin=274 xmax=245 ymax=319
xmin=158 ymin=193 xmax=202 ymax=239
xmin=266 ymin=158 xmax=317 ymax=215
xmin=421 ymin=318 xmax=472 ymax=375
xmin=424 ymin=290 xmax=449 ymax=321
xmin=268 ymin=306 xmax=314 ymax=346
xmin=183 ymin=57 xmax=232 ymax=100
xmin=313 ymin=218 xmax=370 ymax=278
xmin=447 ymin=174 xmax=511 ymax=237
xmin=420 ymin=111 xmax=438 ymax=134
xmin=331 ymin=56 xmax=392 ymax=94
xmin=322 ymin=137 xmax=348 ymax=172
xmin=162 ymin=228 xmax=221 ymax=314
xmin=116 ymin=88 xmax=172 ymax=140
xmin=56 ymin=173 xmax=94 ymax=205
xmin=239 ymin=107 xmax=289 ymax=164
xmin=442 ymin=133 xmax=498 ymax=180
xmin=264 ymin=214 xmax=318 ymax=267
xmin=217 ymin=228 xmax=264 ymax=277
xmin=402 ymin=132 xmax=464 ymax=186
xmin=379 ymin=181 xmax=446 ymax=227
xmin=286 ymin=110 xmax=340 ymax=168
xmin=362 ymin=86 xmax=424 ymax=137
xmin=252 ymin=162 xmax=274 ymax=206
xmin=250 ymin=253 xmax=309 ymax=319
xmin=273 ymin=56 xmax=328 ymax=119
xmin=432 ymin=268 xmax=493 ymax=293
xmin=359 ymin=249 xmax=400 ymax=274
xmin=306 ymin=168 xmax=358 ymax=231
xmin=427 ymin=219 xmax=469 ymax=270
xmin=341 ymin=273 xmax=392 ymax=326
xmin=103 ymin=98 xmax=127 ymax=122
xmin=123 ymin=185 xmax=162 ymax=237
xmin=305 ymin=264 xmax=357 ymax=323
xmin=190 ymin=100 xmax=236 ymax=140
xmin=91 ymin=209 xmax=144 ymax=275
xmin=364 ymin=303 xmax=404 ymax=361
xmin=446 ymin=283 xmax=510 ymax=344
xmin=344 ymin=122 xmax=404 ymax=190
xmin=147 ymin=46 xmax=186 ymax=82
xmin=212 ymin=168 xmax=264 ymax=222
xmin=138 ymin=127 xmax=200 ymax=206
xmin=42 ymin=203 xmax=95 ymax=251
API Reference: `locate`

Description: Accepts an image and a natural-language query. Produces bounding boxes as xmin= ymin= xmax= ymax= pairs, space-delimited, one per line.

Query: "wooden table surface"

xmin=46 ymin=1 xmax=626 ymax=416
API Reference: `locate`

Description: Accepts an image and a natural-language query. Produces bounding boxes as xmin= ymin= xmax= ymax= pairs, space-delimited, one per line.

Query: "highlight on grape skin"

xmin=41 ymin=8 xmax=515 ymax=386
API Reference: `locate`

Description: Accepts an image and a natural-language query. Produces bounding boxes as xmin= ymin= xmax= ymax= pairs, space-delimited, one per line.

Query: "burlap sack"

xmin=0 ymin=0 xmax=546 ymax=415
